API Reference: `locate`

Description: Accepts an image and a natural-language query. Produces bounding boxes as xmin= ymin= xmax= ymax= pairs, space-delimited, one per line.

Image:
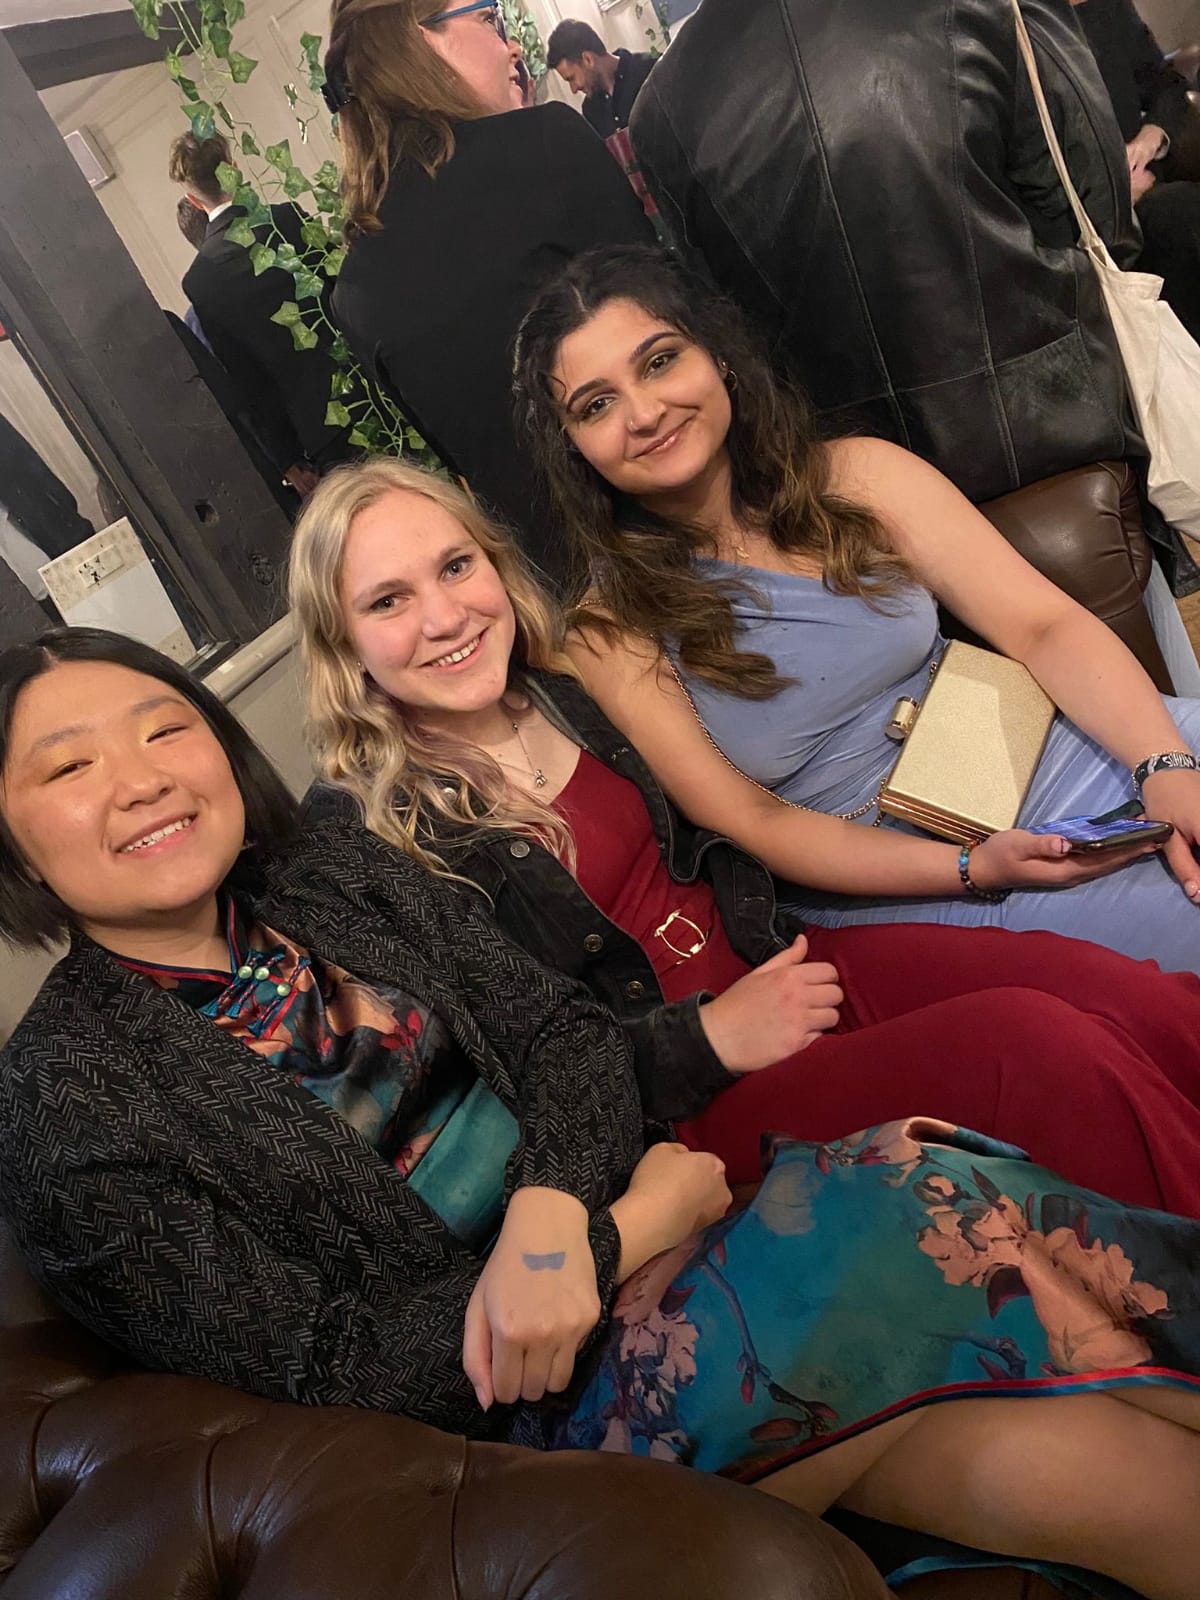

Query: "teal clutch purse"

xmin=407 ymin=1078 xmax=519 ymax=1252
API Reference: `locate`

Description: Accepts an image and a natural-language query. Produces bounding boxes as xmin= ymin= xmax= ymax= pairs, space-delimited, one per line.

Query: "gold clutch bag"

xmin=878 ymin=640 xmax=1055 ymax=845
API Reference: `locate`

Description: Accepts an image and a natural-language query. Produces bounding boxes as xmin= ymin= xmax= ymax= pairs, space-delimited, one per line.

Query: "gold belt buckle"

xmin=654 ymin=909 xmax=708 ymax=962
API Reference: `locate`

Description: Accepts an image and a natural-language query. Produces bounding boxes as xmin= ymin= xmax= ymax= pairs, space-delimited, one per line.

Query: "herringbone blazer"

xmin=0 ymin=822 xmax=643 ymax=1440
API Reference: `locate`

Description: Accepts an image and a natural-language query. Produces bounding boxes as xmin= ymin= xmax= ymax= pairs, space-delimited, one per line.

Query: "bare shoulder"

xmin=825 ymin=435 xmax=934 ymax=505
xmin=566 ymin=604 xmax=661 ymax=682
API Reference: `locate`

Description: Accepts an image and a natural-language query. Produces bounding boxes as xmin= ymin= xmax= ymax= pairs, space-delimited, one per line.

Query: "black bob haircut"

xmin=0 ymin=628 xmax=297 ymax=950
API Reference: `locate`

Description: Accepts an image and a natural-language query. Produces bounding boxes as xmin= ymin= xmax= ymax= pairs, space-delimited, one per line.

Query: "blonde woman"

xmin=287 ymin=456 xmax=1200 ymax=1221
xmin=322 ymin=0 xmax=653 ymax=578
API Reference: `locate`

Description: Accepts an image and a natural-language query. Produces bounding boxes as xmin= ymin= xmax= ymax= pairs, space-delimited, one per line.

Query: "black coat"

xmin=303 ymin=672 xmax=800 ymax=1124
xmin=0 ymin=822 xmax=642 ymax=1442
xmin=332 ymin=104 xmax=655 ymax=581
xmin=631 ymin=0 xmax=1145 ymax=504
xmin=182 ymin=204 xmax=353 ymax=472
xmin=0 ymin=413 xmax=93 ymax=559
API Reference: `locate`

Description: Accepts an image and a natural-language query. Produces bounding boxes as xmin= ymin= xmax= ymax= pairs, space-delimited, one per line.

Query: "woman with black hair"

xmin=3 ymin=629 xmax=1200 ymax=1598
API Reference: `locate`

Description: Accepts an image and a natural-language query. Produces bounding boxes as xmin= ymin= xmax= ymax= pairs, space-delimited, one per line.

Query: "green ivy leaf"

xmin=215 ymin=161 xmax=242 ymax=195
xmin=283 ymin=165 xmax=311 ymax=198
xmin=227 ymin=51 xmax=257 ymax=83
xmin=322 ymin=246 xmax=346 ymax=277
xmin=265 ymin=139 xmax=292 ymax=170
xmin=165 ymin=47 xmax=183 ymax=79
xmin=348 ymin=427 xmax=373 ymax=450
xmin=299 ymin=30 xmax=325 ymax=90
xmin=314 ymin=159 xmax=339 ymax=191
xmin=249 ymin=242 xmax=277 ymax=275
xmin=225 ymin=217 xmax=256 ymax=248
xmin=225 ymin=0 xmax=245 ymax=22
xmin=207 ymin=18 xmax=232 ymax=57
xmin=329 ymin=369 xmax=355 ymax=397
xmin=300 ymin=217 xmax=329 ymax=250
xmin=405 ymin=427 xmax=427 ymax=451
xmin=324 ymin=401 xmax=352 ymax=427
xmin=274 ymin=242 xmax=301 ymax=270
xmin=240 ymin=131 xmax=259 ymax=156
xmin=244 ymin=204 xmax=271 ymax=231
xmin=270 ymin=300 xmax=302 ymax=327
xmin=215 ymin=100 xmax=234 ymax=128
xmin=294 ymin=265 xmax=324 ymax=300
xmin=185 ymin=102 xmax=216 ymax=140
xmin=292 ymin=323 xmax=319 ymax=351
xmin=131 ymin=0 xmax=160 ymax=40
xmin=177 ymin=74 xmax=200 ymax=103
xmin=330 ymin=332 xmax=351 ymax=363
xmin=284 ymin=82 xmax=299 ymax=108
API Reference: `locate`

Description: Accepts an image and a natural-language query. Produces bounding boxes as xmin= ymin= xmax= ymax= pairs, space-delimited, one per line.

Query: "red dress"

xmin=556 ymin=749 xmax=1200 ymax=1214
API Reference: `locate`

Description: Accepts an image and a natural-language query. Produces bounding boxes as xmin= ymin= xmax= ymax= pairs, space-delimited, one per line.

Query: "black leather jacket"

xmin=303 ymin=673 xmax=799 ymax=1125
xmin=631 ymin=0 xmax=1144 ymax=504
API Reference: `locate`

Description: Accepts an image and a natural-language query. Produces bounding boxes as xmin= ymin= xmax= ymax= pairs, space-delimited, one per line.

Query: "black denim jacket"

xmin=302 ymin=672 xmax=800 ymax=1124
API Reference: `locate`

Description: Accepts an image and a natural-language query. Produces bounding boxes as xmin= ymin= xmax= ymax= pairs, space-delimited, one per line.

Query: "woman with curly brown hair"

xmin=512 ymin=244 xmax=1200 ymax=974
xmin=324 ymin=0 xmax=653 ymax=579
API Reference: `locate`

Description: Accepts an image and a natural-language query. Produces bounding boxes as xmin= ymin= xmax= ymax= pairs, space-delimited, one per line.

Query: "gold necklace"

xmin=493 ymin=717 xmax=547 ymax=788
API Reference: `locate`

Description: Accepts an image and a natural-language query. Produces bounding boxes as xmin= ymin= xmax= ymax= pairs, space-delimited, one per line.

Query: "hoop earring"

xmin=724 ymin=369 xmax=739 ymax=392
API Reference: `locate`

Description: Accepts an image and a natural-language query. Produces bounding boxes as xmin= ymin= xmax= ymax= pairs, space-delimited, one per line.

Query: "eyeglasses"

xmin=422 ymin=0 xmax=507 ymax=39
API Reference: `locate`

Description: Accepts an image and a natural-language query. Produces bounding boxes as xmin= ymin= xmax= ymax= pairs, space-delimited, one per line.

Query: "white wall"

xmin=1137 ymin=0 xmax=1200 ymax=52
xmin=0 ymin=635 xmax=313 ymax=1044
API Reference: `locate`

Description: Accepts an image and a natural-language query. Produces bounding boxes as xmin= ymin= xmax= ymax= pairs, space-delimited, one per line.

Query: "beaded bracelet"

xmin=957 ymin=841 xmax=1010 ymax=903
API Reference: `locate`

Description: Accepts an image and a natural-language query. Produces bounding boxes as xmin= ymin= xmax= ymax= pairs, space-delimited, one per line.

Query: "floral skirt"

xmin=553 ymin=1120 xmax=1200 ymax=1595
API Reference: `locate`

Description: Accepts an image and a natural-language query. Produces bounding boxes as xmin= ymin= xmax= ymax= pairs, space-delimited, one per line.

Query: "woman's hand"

xmin=462 ymin=1187 xmax=600 ymax=1411
xmin=970 ymin=828 xmax=1166 ymax=893
xmin=1137 ymin=768 xmax=1200 ymax=903
xmin=699 ymin=935 xmax=842 ymax=1073
xmin=610 ymin=1142 xmax=731 ymax=1283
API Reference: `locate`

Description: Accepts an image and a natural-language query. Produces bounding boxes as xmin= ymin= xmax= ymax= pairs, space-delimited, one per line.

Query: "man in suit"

xmin=168 ymin=132 xmax=355 ymax=492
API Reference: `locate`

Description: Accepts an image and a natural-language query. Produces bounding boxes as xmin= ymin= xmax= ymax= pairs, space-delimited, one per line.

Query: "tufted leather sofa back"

xmin=0 ymin=1221 xmax=893 ymax=1599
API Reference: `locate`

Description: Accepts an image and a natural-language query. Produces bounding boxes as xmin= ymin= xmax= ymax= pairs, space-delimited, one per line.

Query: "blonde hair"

xmin=326 ymin=0 xmax=490 ymax=238
xmin=289 ymin=458 xmax=578 ymax=880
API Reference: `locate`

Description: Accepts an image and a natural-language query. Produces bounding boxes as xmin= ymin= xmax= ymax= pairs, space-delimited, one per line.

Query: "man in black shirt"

xmin=546 ymin=20 xmax=655 ymax=138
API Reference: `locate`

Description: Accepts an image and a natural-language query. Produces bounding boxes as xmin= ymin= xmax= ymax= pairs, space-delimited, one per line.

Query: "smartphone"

xmin=1028 ymin=801 xmax=1174 ymax=853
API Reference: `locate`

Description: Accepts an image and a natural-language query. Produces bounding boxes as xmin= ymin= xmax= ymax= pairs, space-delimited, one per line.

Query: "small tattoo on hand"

xmin=522 ymin=1251 xmax=566 ymax=1271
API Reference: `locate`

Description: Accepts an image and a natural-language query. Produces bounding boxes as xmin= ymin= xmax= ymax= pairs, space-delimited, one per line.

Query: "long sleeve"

xmin=263 ymin=821 xmax=645 ymax=1218
xmin=0 ymin=1030 xmax=494 ymax=1434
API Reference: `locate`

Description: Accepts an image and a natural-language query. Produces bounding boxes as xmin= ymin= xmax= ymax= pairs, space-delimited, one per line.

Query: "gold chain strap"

xmin=660 ymin=650 xmax=939 ymax=827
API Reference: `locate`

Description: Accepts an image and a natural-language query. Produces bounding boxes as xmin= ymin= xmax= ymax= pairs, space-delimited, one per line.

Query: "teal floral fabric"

xmin=558 ymin=1118 xmax=1200 ymax=1592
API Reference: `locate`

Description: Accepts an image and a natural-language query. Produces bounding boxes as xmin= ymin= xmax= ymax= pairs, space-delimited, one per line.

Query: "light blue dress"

xmin=675 ymin=561 xmax=1200 ymax=974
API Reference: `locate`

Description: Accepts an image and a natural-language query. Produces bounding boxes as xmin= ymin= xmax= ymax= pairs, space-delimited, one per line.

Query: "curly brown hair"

xmin=513 ymin=246 xmax=911 ymax=698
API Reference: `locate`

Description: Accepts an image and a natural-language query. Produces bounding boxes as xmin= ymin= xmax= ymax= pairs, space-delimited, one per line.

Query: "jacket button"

xmin=508 ymin=839 xmax=531 ymax=858
xmin=624 ymin=979 xmax=646 ymax=999
xmin=584 ymin=933 xmax=604 ymax=953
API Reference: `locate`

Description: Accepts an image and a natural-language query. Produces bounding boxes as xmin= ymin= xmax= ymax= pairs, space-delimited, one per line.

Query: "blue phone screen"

xmin=1028 ymin=813 xmax=1159 ymax=844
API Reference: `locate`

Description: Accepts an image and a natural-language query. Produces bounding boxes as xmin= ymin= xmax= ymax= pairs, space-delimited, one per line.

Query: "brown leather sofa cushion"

xmin=965 ymin=460 xmax=1174 ymax=694
xmin=0 ymin=1223 xmax=891 ymax=1599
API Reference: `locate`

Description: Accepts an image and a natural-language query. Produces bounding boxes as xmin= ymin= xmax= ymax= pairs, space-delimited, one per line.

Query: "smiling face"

xmin=340 ymin=488 xmax=517 ymax=726
xmin=553 ymin=297 xmax=734 ymax=503
xmin=423 ymin=4 xmax=523 ymax=112
xmin=0 ymin=659 xmax=246 ymax=949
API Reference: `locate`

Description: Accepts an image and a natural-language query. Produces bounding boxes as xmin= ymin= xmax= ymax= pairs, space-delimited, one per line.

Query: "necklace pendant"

xmin=533 ymin=769 xmax=547 ymax=788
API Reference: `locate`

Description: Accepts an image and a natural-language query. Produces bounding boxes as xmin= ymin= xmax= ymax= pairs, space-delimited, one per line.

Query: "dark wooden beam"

xmin=4 ymin=5 xmax=198 ymax=92
xmin=0 ymin=29 xmax=291 ymax=648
